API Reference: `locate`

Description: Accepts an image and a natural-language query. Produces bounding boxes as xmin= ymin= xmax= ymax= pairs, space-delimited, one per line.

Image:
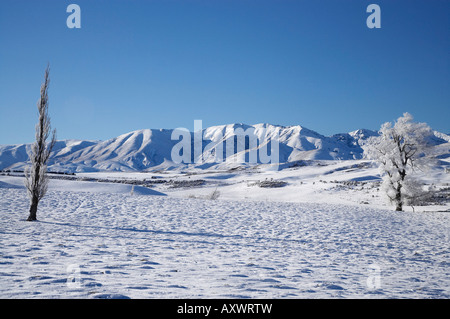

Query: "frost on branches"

xmin=363 ymin=113 xmax=434 ymax=211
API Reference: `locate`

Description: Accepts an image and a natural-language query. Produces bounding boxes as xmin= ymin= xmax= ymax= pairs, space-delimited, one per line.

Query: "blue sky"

xmin=0 ymin=0 xmax=448 ymax=144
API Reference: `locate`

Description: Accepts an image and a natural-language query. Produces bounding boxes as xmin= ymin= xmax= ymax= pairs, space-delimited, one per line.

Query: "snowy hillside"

xmin=1 ymin=123 xmax=449 ymax=173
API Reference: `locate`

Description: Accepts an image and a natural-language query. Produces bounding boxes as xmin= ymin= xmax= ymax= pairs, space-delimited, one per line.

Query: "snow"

xmin=1 ymin=123 xmax=448 ymax=176
xmin=1 ymin=121 xmax=449 ymax=299
xmin=0 ymin=124 xmax=402 ymax=172
xmin=1 ymin=159 xmax=449 ymax=299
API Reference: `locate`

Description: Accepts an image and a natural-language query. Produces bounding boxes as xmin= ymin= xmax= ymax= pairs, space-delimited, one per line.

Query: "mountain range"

xmin=1 ymin=123 xmax=449 ymax=173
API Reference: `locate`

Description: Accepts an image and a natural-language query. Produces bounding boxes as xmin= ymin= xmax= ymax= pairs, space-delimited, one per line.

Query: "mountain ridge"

xmin=1 ymin=123 xmax=448 ymax=173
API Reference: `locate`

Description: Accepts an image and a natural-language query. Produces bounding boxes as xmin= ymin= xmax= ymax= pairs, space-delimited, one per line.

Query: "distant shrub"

xmin=207 ymin=187 xmax=220 ymax=200
xmin=257 ymin=180 xmax=287 ymax=188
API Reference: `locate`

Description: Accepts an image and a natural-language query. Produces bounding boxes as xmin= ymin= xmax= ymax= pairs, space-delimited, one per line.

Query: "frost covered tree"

xmin=363 ymin=113 xmax=433 ymax=211
xmin=24 ymin=65 xmax=56 ymax=221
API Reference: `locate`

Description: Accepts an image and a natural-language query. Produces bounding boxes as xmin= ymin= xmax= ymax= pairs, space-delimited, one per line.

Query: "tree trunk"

xmin=27 ymin=195 xmax=39 ymax=221
xmin=395 ymin=183 xmax=403 ymax=211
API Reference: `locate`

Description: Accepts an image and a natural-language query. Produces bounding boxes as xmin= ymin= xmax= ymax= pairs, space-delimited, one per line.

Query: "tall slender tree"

xmin=24 ymin=65 xmax=56 ymax=221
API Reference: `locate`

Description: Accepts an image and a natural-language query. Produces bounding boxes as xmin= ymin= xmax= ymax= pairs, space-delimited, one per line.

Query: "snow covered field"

xmin=0 ymin=160 xmax=449 ymax=299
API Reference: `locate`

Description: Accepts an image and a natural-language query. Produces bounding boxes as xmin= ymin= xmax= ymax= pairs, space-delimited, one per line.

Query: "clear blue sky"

xmin=0 ymin=0 xmax=448 ymax=144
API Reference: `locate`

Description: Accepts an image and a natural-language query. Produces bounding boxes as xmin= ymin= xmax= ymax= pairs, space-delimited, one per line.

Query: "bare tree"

xmin=24 ymin=65 xmax=56 ymax=221
xmin=362 ymin=113 xmax=433 ymax=211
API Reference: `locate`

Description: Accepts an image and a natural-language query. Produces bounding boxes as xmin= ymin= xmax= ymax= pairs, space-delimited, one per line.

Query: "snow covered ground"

xmin=0 ymin=160 xmax=449 ymax=299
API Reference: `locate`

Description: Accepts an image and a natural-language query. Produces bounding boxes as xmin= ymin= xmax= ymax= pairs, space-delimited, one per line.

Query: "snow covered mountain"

xmin=0 ymin=123 xmax=448 ymax=173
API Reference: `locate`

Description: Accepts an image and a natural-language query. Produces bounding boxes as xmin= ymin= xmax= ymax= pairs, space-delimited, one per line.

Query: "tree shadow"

xmin=38 ymin=220 xmax=308 ymax=248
